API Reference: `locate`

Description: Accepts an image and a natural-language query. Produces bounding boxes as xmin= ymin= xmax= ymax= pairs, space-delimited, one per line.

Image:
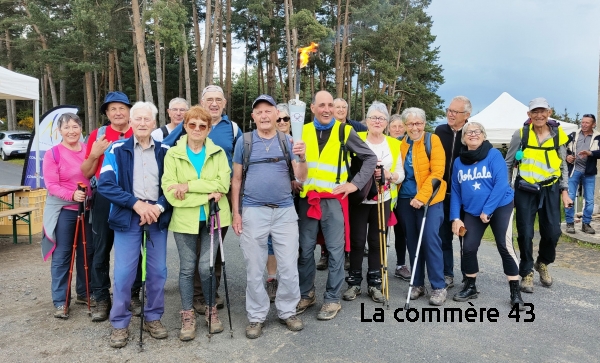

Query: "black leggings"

xmin=349 ymin=200 xmax=391 ymax=272
xmin=393 ymin=205 xmax=407 ymax=265
xmin=461 ymin=201 xmax=519 ymax=276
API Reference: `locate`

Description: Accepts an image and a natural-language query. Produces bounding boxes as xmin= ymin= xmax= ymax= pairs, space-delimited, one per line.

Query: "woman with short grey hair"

xmin=276 ymin=103 xmax=291 ymax=135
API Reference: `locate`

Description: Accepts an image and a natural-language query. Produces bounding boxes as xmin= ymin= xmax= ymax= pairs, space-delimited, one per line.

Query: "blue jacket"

xmin=98 ymin=137 xmax=172 ymax=231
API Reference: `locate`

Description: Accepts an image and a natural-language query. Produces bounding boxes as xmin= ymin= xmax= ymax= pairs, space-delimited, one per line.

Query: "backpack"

xmin=519 ymin=125 xmax=560 ymax=156
xmin=160 ymin=125 xmax=169 ymax=138
xmin=238 ymin=130 xmax=294 ymax=213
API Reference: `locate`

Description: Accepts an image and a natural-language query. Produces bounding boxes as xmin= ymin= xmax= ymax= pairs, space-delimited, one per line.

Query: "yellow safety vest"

xmin=518 ymin=125 xmax=568 ymax=185
xmin=357 ymin=132 xmax=401 ymax=205
xmin=301 ymin=121 xmax=350 ymax=198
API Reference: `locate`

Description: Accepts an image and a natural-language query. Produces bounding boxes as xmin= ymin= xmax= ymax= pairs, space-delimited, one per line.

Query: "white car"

xmin=0 ymin=131 xmax=31 ymax=161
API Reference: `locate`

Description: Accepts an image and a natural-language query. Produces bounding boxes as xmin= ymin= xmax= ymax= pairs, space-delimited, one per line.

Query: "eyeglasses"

xmin=204 ymin=98 xmax=224 ymax=105
xmin=405 ymin=122 xmax=425 ymax=128
xmin=276 ymin=117 xmax=290 ymax=123
xmin=169 ymin=108 xmax=188 ymax=112
xmin=446 ymin=108 xmax=467 ymax=116
xmin=368 ymin=116 xmax=387 ymax=123
xmin=529 ymin=109 xmax=549 ymax=116
xmin=186 ymin=122 xmax=208 ymax=131
xmin=465 ymin=129 xmax=482 ymax=136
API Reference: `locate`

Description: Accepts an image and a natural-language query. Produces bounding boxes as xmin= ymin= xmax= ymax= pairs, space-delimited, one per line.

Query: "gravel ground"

xmin=1 ymin=229 xmax=600 ymax=363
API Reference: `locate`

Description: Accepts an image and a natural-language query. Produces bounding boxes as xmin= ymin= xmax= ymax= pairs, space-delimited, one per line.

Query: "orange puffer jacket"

xmin=400 ymin=133 xmax=447 ymax=206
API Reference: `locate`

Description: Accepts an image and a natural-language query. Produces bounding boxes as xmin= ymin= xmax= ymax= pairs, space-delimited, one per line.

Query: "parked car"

xmin=0 ymin=131 xmax=31 ymax=161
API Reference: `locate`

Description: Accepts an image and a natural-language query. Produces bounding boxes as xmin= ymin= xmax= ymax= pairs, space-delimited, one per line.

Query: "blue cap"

xmin=252 ymin=94 xmax=277 ymax=109
xmin=100 ymin=91 xmax=132 ymax=115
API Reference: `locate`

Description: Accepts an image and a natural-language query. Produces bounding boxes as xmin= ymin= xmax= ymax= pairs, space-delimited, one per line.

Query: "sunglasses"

xmin=186 ymin=122 xmax=208 ymax=131
xmin=277 ymin=117 xmax=290 ymax=123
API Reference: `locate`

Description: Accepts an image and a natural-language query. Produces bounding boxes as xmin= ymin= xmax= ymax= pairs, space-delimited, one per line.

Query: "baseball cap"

xmin=528 ymin=97 xmax=550 ymax=111
xmin=100 ymin=91 xmax=132 ymax=115
xmin=252 ymin=94 xmax=277 ymax=109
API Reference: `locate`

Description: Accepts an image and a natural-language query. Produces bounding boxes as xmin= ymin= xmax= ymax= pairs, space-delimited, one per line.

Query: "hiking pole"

xmin=139 ymin=224 xmax=149 ymax=352
xmin=207 ymin=199 xmax=216 ymax=341
xmin=375 ymin=165 xmax=389 ymax=309
xmin=64 ymin=183 xmax=89 ymax=317
xmin=77 ymin=183 xmax=92 ymax=316
xmin=211 ymin=198 xmax=233 ymax=337
xmin=404 ymin=178 xmax=441 ymax=310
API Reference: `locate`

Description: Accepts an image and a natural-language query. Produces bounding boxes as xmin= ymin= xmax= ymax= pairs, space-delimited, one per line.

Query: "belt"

xmin=264 ymin=204 xmax=279 ymax=208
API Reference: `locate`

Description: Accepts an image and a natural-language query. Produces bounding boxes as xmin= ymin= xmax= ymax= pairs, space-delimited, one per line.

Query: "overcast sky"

xmin=427 ymin=0 xmax=600 ymax=118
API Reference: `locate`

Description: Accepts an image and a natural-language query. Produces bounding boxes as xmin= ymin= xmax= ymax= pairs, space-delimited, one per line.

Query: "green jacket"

xmin=162 ymin=135 xmax=231 ymax=233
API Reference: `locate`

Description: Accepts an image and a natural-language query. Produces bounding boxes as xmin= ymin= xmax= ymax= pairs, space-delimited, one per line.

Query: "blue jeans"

xmin=109 ymin=213 xmax=167 ymax=329
xmin=51 ymin=209 xmax=93 ymax=307
xmin=174 ymin=222 xmax=218 ymax=310
xmin=565 ymin=170 xmax=595 ymax=224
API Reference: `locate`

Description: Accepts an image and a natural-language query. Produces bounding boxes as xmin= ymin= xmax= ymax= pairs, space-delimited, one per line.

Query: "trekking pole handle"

xmin=376 ymin=165 xmax=385 ymax=186
xmin=209 ymin=197 xmax=220 ymax=216
xmin=425 ymin=178 xmax=442 ymax=207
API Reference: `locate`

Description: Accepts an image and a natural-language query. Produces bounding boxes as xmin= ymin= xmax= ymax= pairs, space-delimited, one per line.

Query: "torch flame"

xmin=298 ymin=42 xmax=319 ymax=69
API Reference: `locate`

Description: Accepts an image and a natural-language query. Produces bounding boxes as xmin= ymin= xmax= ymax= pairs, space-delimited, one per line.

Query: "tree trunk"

xmin=108 ymin=50 xmax=115 ymax=92
xmin=266 ymin=8 xmax=276 ymax=96
xmin=84 ymin=51 xmax=96 ymax=131
xmin=114 ymin=49 xmax=123 ymax=92
xmin=218 ymin=6 xmax=224 ymax=87
xmin=334 ymin=0 xmax=350 ymax=98
xmin=225 ymin=0 xmax=232 ymax=115
xmin=193 ymin=2 xmax=203 ymax=103
xmin=155 ymin=36 xmax=165 ymax=126
xmin=345 ymin=51 xmax=352 ymax=113
xmin=41 ymin=72 xmax=47 ymax=114
xmin=243 ymin=26 xmax=249 ymax=131
xmin=256 ymin=26 xmax=263 ymax=94
xmin=59 ymin=64 xmax=67 ymax=104
xmin=5 ymin=30 xmax=16 ymax=129
xmin=284 ymin=0 xmax=295 ymax=100
xmin=94 ymin=70 xmax=100 ymax=125
xmin=133 ymin=35 xmax=140 ymax=100
xmin=131 ymin=0 xmax=153 ymax=102
xmin=179 ymin=59 xmax=183 ymax=97
xmin=182 ymin=27 xmax=192 ymax=104
xmin=207 ymin=0 xmax=221 ymax=85
xmin=201 ymin=0 xmax=212 ymax=89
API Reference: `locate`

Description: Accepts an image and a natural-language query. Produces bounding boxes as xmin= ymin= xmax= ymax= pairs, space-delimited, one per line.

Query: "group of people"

xmin=42 ymin=84 xmax=597 ymax=348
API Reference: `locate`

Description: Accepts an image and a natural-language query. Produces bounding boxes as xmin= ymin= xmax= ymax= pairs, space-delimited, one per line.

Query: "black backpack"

xmin=239 ymin=131 xmax=295 ymax=213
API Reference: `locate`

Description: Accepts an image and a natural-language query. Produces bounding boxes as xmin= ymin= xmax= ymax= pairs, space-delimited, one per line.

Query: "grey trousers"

xmin=298 ymin=198 xmax=345 ymax=303
xmin=239 ymin=206 xmax=300 ymax=322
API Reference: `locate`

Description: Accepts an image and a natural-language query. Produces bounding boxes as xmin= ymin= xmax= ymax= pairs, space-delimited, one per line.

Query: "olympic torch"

xmin=289 ymin=42 xmax=318 ymax=159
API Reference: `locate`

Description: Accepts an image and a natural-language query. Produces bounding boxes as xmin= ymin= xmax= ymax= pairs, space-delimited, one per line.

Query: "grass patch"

xmin=4 ymin=158 xmax=25 ymax=166
xmin=560 ymin=233 xmax=600 ymax=251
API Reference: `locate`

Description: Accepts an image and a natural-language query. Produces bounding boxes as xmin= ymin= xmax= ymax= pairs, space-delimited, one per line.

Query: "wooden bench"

xmin=0 ymin=207 xmax=36 ymax=244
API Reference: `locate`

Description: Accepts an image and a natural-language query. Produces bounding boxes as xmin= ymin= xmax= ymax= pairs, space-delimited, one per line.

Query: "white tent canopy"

xmin=0 ymin=66 xmax=40 ymax=186
xmin=470 ymin=92 xmax=578 ymax=146
xmin=0 ymin=66 xmax=39 ymax=101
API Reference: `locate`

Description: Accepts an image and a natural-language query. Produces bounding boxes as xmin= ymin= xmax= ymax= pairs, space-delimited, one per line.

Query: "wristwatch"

xmin=157 ymin=204 xmax=165 ymax=213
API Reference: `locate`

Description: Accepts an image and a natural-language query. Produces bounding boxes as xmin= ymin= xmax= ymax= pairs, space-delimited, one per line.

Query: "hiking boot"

xmin=109 ymin=328 xmax=129 ymax=348
xmin=179 ymin=309 xmax=196 ymax=341
xmin=75 ymin=295 xmax=96 ymax=307
xmin=130 ymin=290 xmax=142 ymax=317
xmin=344 ymin=253 xmax=350 ymax=270
xmin=54 ymin=305 xmax=69 ymax=319
xmin=367 ymin=286 xmax=385 ymax=303
xmin=394 ymin=265 xmax=411 ymax=281
xmin=279 ymin=315 xmax=304 ymax=331
xmin=296 ymin=290 xmax=316 ymax=314
xmin=534 ymin=261 xmax=553 ymax=287
xmin=316 ymin=255 xmax=328 ymax=270
xmin=266 ymin=278 xmax=278 ymax=303
xmin=453 ymin=276 xmax=478 ymax=302
xmin=317 ymin=302 xmax=342 ymax=320
xmin=566 ymin=222 xmax=575 ymax=234
xmin=143 ymin=320 xmax=168 ymax=339
xmin=410 ymin=286 xmax=425 ymax=300
xmin=444 ymin=276 xmax=454 ymax=289
xmin=509 ymin=280 xmax=525 ymax=311
xmin=520 ymin=271 xmax=534 ymax=293
xmin=91 ymin=299 xmax=111 ymax=322
xmin=342 ymin=285 xmax=361 ymax=301
xmin=204 ymin=306 xmax=224 ymax=334
xmin=245 ymin=322 xmax=263 ymax=339
xmin=215 ymin=293 xmax=225 ymax=309
xmin=582 ymin=223 xmax=596 ymax=234
xmin=429 ymin=288 xmax=447 ymax=306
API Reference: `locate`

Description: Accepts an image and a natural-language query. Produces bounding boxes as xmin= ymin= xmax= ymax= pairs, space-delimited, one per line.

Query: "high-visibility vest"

xmin=357 ymin=132 xmax=400 ymax=204
xmin=518 ymin=125 xmax=568 ymax=185
xmin=300 ymin=121 xmax=350 ymax=197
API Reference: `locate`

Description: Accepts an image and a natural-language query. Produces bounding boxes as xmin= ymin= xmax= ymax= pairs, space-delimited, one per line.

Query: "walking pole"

xmin=77 ymin=183 xmax=92 ymax=316
xmin=404 ymin=178 xmax=441 ymax=310
xmin=207 ymin=200 xmax=216 ymax=341
xmin=376 ymin=166 xmax=389 ymax=308
xmin=211 ymin=198 xmax=233 ymax=337
xmin=64 ymin=183 xmax=88 ymax=317
xmin=139 ymin=224 xmax=149 ymax=352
